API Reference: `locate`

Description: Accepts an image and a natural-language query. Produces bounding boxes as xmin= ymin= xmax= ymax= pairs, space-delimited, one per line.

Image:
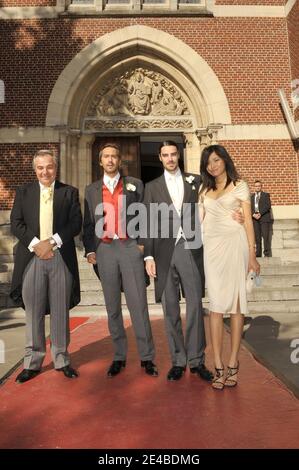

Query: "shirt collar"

xmin=164 ymin=169 xmax=182 ymax=181
xmin=39 ymin=181 xmax=55 ymax=191
xmin=104 ymin=172 xmax=120 ymax=187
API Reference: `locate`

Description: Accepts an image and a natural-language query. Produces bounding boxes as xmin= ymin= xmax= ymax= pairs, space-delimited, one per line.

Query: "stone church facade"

xmin=0 ymin=1 xmax=298 ymax=220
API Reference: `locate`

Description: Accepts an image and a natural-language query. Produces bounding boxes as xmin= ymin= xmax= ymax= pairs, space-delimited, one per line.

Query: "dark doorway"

xmin=140 ymin=136 xmax=185 ymax=185
xmin=92 ymin=134 xmax=185 ymax=184
xmin=92 ymin=136 xmax=140 ymax=182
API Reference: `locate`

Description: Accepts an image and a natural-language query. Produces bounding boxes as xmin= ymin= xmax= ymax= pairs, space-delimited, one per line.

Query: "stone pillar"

xmin=77 ymin=134 xmax=95 ymax=202
xmin=95 ymin=0 xmax=104 ymax=11
xmin=183 ymin=132 xmax=201 ymax=174
xmin=59 ymin=131 xmax=68 ymax=183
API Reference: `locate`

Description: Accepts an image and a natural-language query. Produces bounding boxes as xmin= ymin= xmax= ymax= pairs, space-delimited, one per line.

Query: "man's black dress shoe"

xmin=141 ymin=360 xmax=158 ymax=377
xmin=15 ymin=369 xmax=41 ymax=383
xmin=107 ymin=360 xmax=126 ymax=377
xmin=56 ymin=365 xmax=79 ymax=378
xmin=190 ymin=364 xmax=214 ymax=382
xmin=167 ymin=366 xmax=186 ymax=381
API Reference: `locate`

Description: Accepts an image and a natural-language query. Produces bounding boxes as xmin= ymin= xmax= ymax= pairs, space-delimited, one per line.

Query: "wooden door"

xmin=92 ymin=136 xmax=140 ymax=182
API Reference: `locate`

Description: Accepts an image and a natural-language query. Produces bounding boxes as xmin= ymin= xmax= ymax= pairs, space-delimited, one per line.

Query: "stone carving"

xmin=84 ymin=119 xmax=193 ymax=131
xmin=87 ymin=68 xmax=190 ymax=118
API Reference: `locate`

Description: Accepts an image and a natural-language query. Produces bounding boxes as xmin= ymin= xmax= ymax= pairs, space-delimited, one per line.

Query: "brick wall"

xmin=0 ymin=14 xmax=297 ymax=209
xmin=218 ymin=140 xmax=299 ymax=205
xmin=0 ymin=17 xmax=291 ymax=127
xmin=0 ymin=143 xmax=59 ymax=209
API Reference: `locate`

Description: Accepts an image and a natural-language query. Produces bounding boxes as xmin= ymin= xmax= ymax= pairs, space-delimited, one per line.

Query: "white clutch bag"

xmin=246 ymin=271 xmax=262 ymax=293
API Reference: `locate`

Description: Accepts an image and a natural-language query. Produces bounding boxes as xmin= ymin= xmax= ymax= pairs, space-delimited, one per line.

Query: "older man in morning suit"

xmin=83 ymin=143 xmax=157 ymax=378
xmin=10 ymin=149 xmax=82 ymax=383
xmin=142 ymin=141 xmax=213 ymax=381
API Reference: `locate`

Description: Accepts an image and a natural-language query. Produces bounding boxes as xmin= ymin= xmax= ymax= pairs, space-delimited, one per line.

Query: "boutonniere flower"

xmin=185 ymin=175 xmax=195 ymax=184
xmin=126 ymin=183 xmax=136 ymax=192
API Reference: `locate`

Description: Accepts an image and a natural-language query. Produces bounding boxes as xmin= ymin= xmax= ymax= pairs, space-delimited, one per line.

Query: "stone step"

xmin=0 ymin=225 xmax=12 ymax=236
xmin=259 ymin=274 xmax=299 ymax=288
xmin=0 ymin=236 xmax=15 ymax=255
xmin=247 ymin=300 xmax=299 ymax=314
xmin=0 ymin=254 xmax=14 ymax=263
xmin=273 ymin=220 xmax=299 ymax=230
xmin=79 ymin=273 xmax=299 ymax=291
xmin=78 ymin=286 xmax=299 ymax=306
xmin=0 ymin=271 xmax=12 ymax=283
xmin=247 ymin=287 xmax=299 ymax=302
xmin=272 ymin=248 xmax=299 ymax=262
xmin=260 ymin=264 xmax=299 ymax=275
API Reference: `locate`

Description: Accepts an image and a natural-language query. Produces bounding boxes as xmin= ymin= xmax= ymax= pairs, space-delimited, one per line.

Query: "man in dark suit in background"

xmin=10 ymin=149 xmax=82 ymax=383
xmin=142 ymin=141 xmax=213 ymax=382
xmin=251 ymin=180 xmax=272 ymax=257
xmin=83 ymin=143 xmax=157 ymax=378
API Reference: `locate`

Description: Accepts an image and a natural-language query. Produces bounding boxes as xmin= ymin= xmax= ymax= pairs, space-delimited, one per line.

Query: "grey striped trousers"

xmin=22 ymin=251 xmax=72 ymax=370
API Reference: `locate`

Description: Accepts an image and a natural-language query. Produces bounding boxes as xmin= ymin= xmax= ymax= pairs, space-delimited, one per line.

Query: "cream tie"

xmin=40 ymin=187 xmax=53 ymax=240
xmin=170 ymin=176 xmax=181 ymax=214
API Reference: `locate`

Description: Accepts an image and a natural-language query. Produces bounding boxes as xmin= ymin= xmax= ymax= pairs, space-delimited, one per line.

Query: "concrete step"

xmin=273 ymin=220 xmax=299 ymax=230
xmin=259 ymin=274 xmax=299 ymax=288
xmin=0 ymin=236 xmax=14 ymax=255
xmin=79 ymin=289 xmax=168 ymax=306
xmin=0 ymin=271 xmax=12 ymax=283
xmin=260 ymin=264 xmax=299 ymax=275
xmin=0 ymin=254 xmax=14 ymax=263
xmin=79 ymin=286 xmax=299 ymax=306
xmin=247 ymin=287 xmax=299 ymax=302
xmin=0 ymin=225 xmax=12 ymax=236
xmin=247 ymin=300 xmax=299 ymax=314
xmin=256 ymin=257 xmax=282 ymax=266
xmin=272 ymin=248 xmax=299 ymax=262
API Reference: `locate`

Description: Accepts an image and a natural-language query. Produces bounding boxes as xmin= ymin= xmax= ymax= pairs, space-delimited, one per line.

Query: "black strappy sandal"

xmin=212 ymin=366 xmax=225 ymax=390
xmin=225 ymin=361 xmax=239 ymax=387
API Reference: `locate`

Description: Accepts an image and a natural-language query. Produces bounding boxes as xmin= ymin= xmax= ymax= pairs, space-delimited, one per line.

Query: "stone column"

xmin=183 ymin=132 xmax=201 ymax=174
xmin=77 ymin=134 xmax=95 ymax=202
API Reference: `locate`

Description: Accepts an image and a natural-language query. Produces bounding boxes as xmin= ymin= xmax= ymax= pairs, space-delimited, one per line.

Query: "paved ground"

xmin=0 ymin=314 xmax=299 ymax=449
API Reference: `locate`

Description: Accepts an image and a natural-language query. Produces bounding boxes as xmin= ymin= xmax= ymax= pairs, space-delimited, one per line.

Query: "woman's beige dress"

xmin=202 ymin=180 xmax=251 ymax=315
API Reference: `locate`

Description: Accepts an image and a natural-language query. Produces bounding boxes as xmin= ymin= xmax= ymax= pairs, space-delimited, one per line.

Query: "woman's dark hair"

xmin=199 ymin=144 xmax=240 ymax=193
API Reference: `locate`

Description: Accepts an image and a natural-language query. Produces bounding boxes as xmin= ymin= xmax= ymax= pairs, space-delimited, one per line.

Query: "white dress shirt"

xmin=145 ymin=170 xmax=185 ymax=262
xmin=254 ymin=192 xmax=261 ymax=212
xmin=103 ymin=172 xmax=120 ymax=194
xmin=164 ymin=169 xmax=185 ymax=244
xmin=28 ymin=182 xmax=62 ymax=252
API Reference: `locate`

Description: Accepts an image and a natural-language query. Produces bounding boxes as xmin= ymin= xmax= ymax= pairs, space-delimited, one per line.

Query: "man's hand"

xmin=146 ymin=259 xmax=157 ymax=278
xmin=87 ymin=253 xmax=97 ymax=265
xmin=33 ymin=240 xmax=53 ymax=259
xmin=232 ymin=210 xmax=245 ymax=225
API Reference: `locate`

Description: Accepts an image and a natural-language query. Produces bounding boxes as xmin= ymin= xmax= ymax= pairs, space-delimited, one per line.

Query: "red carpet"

xmin=1 ymin=315 xmax=299 ymax=449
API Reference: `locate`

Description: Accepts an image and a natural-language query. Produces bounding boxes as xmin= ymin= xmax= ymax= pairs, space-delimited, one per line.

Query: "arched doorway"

xmin=46 ymin=25 xmax=231 ymax=196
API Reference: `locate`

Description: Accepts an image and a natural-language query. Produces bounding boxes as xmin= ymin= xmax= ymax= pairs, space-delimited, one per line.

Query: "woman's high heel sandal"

xmin=224 ymin=361 xmax=239 ymax=387
xmin=212 ymin=367 xmax=225 ymax=390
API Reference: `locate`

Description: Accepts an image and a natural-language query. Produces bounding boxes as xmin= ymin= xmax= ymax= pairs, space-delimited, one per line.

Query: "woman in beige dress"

xmin=199 ymin=145 xmax=260 ymax=390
